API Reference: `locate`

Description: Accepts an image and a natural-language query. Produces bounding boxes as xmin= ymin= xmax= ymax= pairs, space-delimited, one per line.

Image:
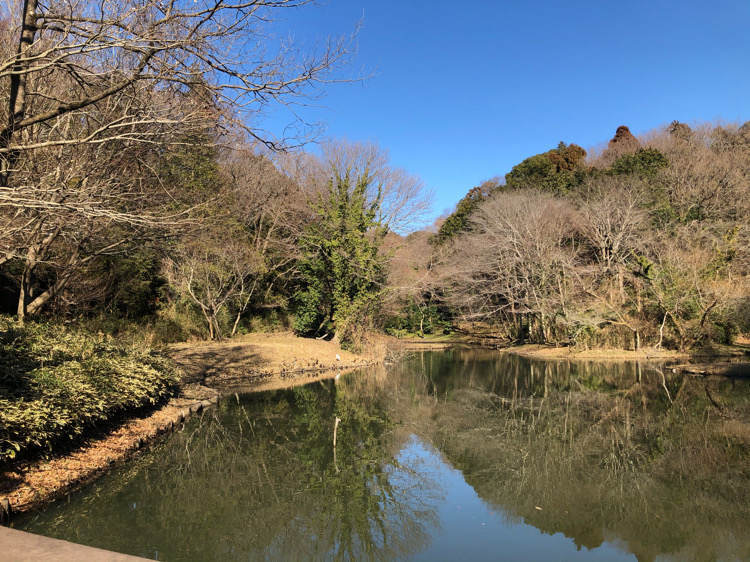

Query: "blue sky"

xmin=262 ymin=0 xmax=750 ymax=224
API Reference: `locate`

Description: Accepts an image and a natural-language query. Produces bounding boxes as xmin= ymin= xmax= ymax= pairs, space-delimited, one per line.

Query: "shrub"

xmin=0 ymin=317 xmax=180 ymax=464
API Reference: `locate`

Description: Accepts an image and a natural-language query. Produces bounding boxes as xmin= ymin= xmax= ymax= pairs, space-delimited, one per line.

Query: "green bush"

xmin=610 ymin=148 xmax=669 ymax=177
xmin=0 ymin=317 xmax=180 ymax=464
xmin=384 ymin=303 xmax=452 ymax=337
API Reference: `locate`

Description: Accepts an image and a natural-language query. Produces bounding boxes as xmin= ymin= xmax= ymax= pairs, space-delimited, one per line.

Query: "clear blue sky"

xmin=263 ymin=0 xmax=750 ymax=224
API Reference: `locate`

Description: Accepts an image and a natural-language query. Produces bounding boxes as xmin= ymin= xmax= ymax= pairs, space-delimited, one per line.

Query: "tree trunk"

xmin=211 ymin=314 xmax=222 ymax=340
xmin=656 ymin=312 xmax=667 ymax=349
xmin=26 ymin=272 xmax=73 ymax=316
xmin=24 ymin=241 xmax=80 ymax=316
xmin=231 ymin=310 xmax=242 ymax=337
xmin=2 ymin=0 xmax=39 ymax=185
xmin=16 ymin=273 xmax=26 ymax=324
xmin=17 ymin=245 xmax=39 ymax=321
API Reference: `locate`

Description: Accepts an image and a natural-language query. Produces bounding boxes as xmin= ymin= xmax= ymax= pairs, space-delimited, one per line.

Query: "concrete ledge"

xmin=0 ymin=526 xmax=148 ymax=561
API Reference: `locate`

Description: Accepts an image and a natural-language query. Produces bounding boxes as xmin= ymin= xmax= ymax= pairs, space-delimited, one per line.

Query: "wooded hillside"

xmin=400 ymin=123 xmax=750 ymax=350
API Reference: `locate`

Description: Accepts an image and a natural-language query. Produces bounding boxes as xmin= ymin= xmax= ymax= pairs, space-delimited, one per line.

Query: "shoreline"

xmin=0 ymin=386 xmax=220 ymax=520
xmin=502 ymin=344 xmax=750 ymax=373
xmin=389 ymin=335 xmax=749 ymax=363
xmin=3 ymin=333 xmax=748 ymax=521
xmin=503 ymin=344 xmax=689 ymax=361
xmin=1 ymin=332 xmax=378 ymax=521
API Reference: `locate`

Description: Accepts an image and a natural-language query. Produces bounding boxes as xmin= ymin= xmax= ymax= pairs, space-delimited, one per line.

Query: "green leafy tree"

xmin=505 ymin=142 xmax=587 ymax=194
xmin=432 ymin=179 xmax=499 ymax=245
xmin=610 ymin=148 xmax=669 ymax=177
xmin=294 ymin=170 xmax=386 ymax=345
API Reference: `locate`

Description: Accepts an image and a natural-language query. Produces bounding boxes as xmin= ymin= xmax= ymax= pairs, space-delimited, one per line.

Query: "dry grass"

xmin=505 ymin=344 xmax=687 ymax=361
xmin=170 ymin=331 xmax=379 ymax=389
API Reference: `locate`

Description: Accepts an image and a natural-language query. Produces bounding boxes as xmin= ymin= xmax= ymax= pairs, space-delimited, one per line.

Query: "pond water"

xmin=14 ymin=349 xmax=750 ymax=561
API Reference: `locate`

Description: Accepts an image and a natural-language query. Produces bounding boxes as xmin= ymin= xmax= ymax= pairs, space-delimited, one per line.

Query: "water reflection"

xmin=391 ymin=350 xmax=750 ymax=562
xmin=16 ymin=350 xmax=750 ymax=561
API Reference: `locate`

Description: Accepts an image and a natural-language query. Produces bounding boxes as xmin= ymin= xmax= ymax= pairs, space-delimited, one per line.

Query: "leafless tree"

xmin=440 ymin=190 xmax=579 ymax=341
xmin=164 ymin=230 xmax=263 ymax=340
xmin=319 ymin=140 xmax=434 ymax=233
xmin=650 ymin=124 xmax=749 ymax=224
xmin=221 ymin=147 xmax=311 ymax=333
xmin=382 ymin=229 xmax=439 ymax=334
xmin=0 ymin=0 xmax=351 ymax=319
xmin=576 ymin=176 xmax=645 ymax=273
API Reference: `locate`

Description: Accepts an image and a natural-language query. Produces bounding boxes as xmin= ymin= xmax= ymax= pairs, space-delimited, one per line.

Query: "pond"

xmin=14 ymin=349 xmax=750 ymax=561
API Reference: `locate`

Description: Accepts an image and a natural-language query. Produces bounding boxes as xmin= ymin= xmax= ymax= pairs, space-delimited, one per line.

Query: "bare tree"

xmin=652 ymin=124 xmax=749 ymax=224
xmin=382 ymin=230 xmax=440 ymax=335
xmin=221 ymin=147 xmax=310 ymax=333
xmin=319 ymin=140 xmax=434 ymax=233
xmin=645 ymin=225 xmax=742 ymax=350
xmin=440 ymin=190 xmax=579 ymax=342
xmin=1 ymin=0 xmax=349 ymax=168
xmin=164 ymin=229 xmax=263 ymax=340
xmin=576 ymin=176 xmax=645 ymax=273
xmin=0 ymin=0 xmax=351 ymax=319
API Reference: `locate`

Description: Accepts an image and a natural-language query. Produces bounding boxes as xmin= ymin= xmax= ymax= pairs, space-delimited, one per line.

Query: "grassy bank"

xmin=0 ymin=317 xmax=180 ymax=466
xmin=170 ymin=331 xmax=380 ymax=390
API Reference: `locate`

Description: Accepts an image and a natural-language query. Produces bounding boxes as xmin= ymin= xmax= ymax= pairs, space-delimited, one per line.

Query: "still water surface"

xmin=16 ymin=350 xmax=750 ymax=561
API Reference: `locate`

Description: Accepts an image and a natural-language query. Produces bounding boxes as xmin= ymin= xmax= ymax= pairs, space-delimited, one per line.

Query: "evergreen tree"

xmin=505 ymin=142 xmax=587 ymax=194
xmin=432 ymin=179 xmax=499 ymax=245
xmin=294 ymin=170 xmax=386 ymax=345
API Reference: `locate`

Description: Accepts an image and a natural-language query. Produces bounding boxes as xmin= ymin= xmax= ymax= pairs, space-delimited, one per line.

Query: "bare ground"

xmin=170 ymin=331 xmax=379 ymax=389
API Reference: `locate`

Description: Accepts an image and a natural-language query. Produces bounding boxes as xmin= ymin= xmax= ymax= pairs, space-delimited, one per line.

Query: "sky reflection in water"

xmin=15 ymin=350 xmax=750 ymax=561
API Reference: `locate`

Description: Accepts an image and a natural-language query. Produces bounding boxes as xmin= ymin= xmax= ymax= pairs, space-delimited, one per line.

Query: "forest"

xmin=400 ymin=121 xmax=750 ymax=352
xmin=0 ymin=0 xmax=748 ymax=357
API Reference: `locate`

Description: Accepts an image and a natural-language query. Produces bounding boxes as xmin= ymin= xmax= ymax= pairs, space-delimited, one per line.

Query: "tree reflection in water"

xmin=17 ymin=349 xmax=750 ymax=562
xmin=19 ymin=375 xmax=440 ymax=561
xmin=390 ymin=349 xmax=750 ymax=562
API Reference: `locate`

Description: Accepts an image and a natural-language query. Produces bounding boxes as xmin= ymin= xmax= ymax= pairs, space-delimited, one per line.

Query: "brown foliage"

xmin=600 ymin=125 xmax=640 ymax=163
xmin=428 ymin=121 xmax=750 ymax=349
